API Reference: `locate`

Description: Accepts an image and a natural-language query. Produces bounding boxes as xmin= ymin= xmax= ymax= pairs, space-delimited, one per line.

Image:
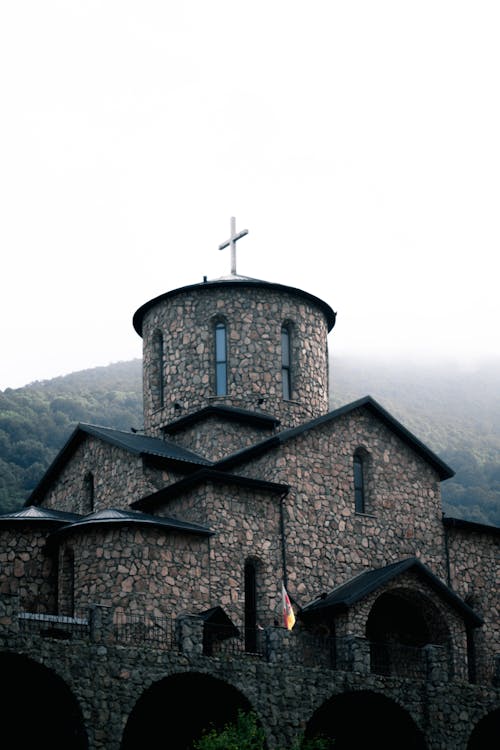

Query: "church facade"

xmin=0 ymin=231 xmax=499 ymax=748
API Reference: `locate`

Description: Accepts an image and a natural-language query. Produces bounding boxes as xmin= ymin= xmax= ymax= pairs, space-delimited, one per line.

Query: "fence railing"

xmin=18 ymin=610 xmax=89 ymax=640
xmin=12 ymin=605 xmax=457 ymax=682
xmin=113 ymin=610 xmax=176 ymax=650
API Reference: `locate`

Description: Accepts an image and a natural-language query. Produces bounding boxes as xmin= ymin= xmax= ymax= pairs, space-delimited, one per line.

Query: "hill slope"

xmin=0 ymin=357 xmax=498 ymax=526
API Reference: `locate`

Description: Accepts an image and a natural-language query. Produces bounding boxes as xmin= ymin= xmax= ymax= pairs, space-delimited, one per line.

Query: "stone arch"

xmin=304 ymin=689 xmax=426 ymax=749
xmin=366 ymin=586 xmax=452 ymax=678
xmin=120 ymin=671 xmax=265 ymax=750
xmin=0 ymin=651 xmax=87 ymax=748
xmin=467 ymin=707 xmax=500 ymax=750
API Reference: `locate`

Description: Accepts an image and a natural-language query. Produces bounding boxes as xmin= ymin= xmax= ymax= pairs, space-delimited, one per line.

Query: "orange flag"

xmin=282 ymin=583 xmax=296 ymax=630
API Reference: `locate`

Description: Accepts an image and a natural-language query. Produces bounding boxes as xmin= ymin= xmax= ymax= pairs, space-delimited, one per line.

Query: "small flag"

xmin=282 ymin=583 xmax=296 ymax=630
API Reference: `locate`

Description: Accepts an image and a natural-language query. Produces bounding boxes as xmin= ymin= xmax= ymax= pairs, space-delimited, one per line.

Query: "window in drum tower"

xmin=281 ymin=324 xmax=291 ymax=400
xmin=215 ymin=321 xmax=227 ymax=396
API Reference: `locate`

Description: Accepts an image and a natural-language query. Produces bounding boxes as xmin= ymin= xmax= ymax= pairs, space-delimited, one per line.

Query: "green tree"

xmin=193 ymin=710 xmax=330 ymax=750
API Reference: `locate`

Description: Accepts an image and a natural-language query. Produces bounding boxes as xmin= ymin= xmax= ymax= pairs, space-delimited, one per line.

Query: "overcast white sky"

xmin=1 ymin=1 xmax=499 ymax=391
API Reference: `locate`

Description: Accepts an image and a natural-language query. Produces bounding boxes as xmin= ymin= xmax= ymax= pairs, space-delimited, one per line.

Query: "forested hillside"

xmin=0 ymin=356 xmax=498 ymax=526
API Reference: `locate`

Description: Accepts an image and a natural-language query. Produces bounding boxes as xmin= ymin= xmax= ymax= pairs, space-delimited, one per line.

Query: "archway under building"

xmin=304 ymin=690 xmax=427 ymax=750
xmin=121 ymin=671 xmax=261 ymax=750
xmin=0 ymin=651 xmax=87 ymax=749
xmin=467 ymin=708 xmax=500 ymax=750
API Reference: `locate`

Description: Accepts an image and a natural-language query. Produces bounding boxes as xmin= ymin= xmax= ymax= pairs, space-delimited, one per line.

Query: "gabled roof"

xmin=162 ymin=404 xmax=280 ymax=435
xmin=27 ymin=423 xmax=213 ymax=505
xmin=215 ymin=396 xmax=454 ymax=480
xmin=443 ymin=515 xmax=500 ymax=535
xmin=46 ymin=507 xmax=213 ymax=543
xmin=198 ymin=605 xmax=240 ymax=639
xmin=300 ymin=557 xmax=483 ymax=627
xmin=0 ymin=506 xmax=81 ymax=525
xmin=131 ymin=468 xmax=289 ymax=512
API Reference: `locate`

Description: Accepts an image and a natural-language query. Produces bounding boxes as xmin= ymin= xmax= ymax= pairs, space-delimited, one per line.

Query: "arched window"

xmin=152 ymin=329 xmax=165 ymax=408
xmin=83 ymin=472 xmax=94 ymax=514
xmin=215 ymin=320 xmax=227 ymax=396
xmin=354 ymin=451 xmax=365 ymax=513
xmin=244 ymin=559 xmax=258 ymax=653
xmin=281 ymin=324 xmax=292 ymax=400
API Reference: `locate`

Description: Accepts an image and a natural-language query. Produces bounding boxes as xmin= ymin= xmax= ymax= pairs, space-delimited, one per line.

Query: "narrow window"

xmin=354 ymin=452 xmax=365 ymax=513
xmin=152 ymin=330 xmax=165 ymax=408
xmin=83 ymin=472 xmax=94 ymax=514
xmin=244 ymin=559 xmax=258 ymax=653
xmin=281 ymin=324 xmax=291 ymax=400
xmin=59 ymin=548 xmax=75 ymax=617
xmin=215 ymin=321 xmax=227 ymax=396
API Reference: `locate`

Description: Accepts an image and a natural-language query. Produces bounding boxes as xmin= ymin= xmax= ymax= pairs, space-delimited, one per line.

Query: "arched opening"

xmin=305 ymin=690 xmax=426 ymax=750
xmin=366 ymin=588 xmax=451 ymax=678
xmin=0 ymin=652 xmax=87 ymax=749
xmin=244 ymin=558 xmax=258 ymax=652
xmin=467 ymin=708 xmax=500 ymax=750
xmin=121 ymin=672 xmax=261 ymax=750
xmin=83 ymin=471 xmax=94 ymax=514
xmin=353 ymin=448 xmax=368 ymax=513
xmin=214 ymin=319 xmax=227 ymax=396
xmin=281 ymin=323 xmax=292 ymax=400
xmin=151 ymin=329 xmax=165 ymax=409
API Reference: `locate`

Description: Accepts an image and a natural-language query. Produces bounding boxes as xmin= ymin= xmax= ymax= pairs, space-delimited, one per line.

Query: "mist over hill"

xmin=0 ymin=356 xmax=498 ymax=526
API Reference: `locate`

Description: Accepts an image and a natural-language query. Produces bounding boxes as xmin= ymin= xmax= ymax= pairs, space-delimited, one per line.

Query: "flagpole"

xmin=279 ymin=490 xmax=289 ymax=589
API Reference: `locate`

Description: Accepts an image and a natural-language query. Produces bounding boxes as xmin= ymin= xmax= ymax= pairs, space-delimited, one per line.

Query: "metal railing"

xmin=18 ymin=610 xmax=89 ymax=640
xmin=113 ymin=610 xmax=176 ymax=649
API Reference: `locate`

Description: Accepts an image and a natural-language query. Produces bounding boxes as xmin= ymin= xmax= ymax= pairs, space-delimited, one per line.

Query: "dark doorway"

xmin=121 ymin=672 xmax=258 ymax=749
xmin=0 ymin=652 xmax=87 ymax=749
xmin=305 ymin=690 xmax=426 ymax=750
xmin=467 ymin=708 xmax=500 ymax=750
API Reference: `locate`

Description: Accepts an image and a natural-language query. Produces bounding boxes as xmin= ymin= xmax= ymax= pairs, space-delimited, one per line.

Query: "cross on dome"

xmin=218 ymin=216 xmax=248 ymax=275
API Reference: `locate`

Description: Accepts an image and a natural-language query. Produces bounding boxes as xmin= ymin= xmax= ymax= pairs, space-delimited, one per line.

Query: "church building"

xmin=0 ymin=219 xmax=498 ymax=749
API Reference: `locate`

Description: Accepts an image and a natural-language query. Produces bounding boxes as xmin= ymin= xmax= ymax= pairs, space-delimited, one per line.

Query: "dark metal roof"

xmin=215 ymin=395 xmax=455 ymax=481
xmin=0 ymin=506 xmax=81 ymax=525
xmin=131 ymin=468 xmax=289 ymax=512
xmin=133 ymin=276 xmax=337 ymax=336
xmin=47 ymin=507 xmax=213 ymax=542
xmin=163 ymin=404 xmax=280 ymax=435
xmin=27 ymin=423 xmax=212 ymax=505
xmin=300 ymin=557 xmax=483 ymax=628
xmin=443 ymin=515 xmax=500 ymax=535
xmin=197 ymin=605 xmax=240 ymax=639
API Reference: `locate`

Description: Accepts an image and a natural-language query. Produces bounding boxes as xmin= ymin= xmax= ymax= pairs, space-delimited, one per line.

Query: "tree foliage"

xmin=193 ymin=710 xmax=330 ymax=750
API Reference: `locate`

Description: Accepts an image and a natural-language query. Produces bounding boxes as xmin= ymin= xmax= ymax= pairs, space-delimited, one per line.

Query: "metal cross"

xmin=218 ymin=216 xmax=248 ymax=275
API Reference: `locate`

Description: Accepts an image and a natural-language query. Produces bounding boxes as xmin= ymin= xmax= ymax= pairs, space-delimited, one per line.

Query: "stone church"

xmin=0 ymin=221 xmax=498 ymax=749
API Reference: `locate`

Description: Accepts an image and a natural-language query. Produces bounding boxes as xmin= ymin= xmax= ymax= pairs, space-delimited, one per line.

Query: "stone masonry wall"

xmin=141 ymin=283 xmax=330 ymax=436
xmin=58 ymin=525 xmax=211 ymax=617
xmin=220 ymin=407 xmax=448 ymax=598
xmin=445 ymin=525 xmax=500 ymax=684
xmin=152 ymin=481 xmax=285 ymax=627
xmin=0 ymin=526 xmax=57 ymax=611
xmin=40 ymin=437 xmax=177 ymax=513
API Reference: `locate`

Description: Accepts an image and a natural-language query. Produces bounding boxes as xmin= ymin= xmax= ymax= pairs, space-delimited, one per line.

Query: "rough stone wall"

xmin=141 ymin=284 xmax=330 ymax=437
xmin=166 ymin=415 xmax=278 ymax=462
xmin=1 ymin=608 xmax=498 ymax=750
xmin=58 ymin=525 xmax=211 ymax=617
xmin=153 ymin=481 xmax=285 ymax=626
xmin=0 ymin=526 xmax=56 ymax=611
xmin=221 ymin=407 xmax=448 ymax=596
xmin=40 ymin=438 xmax=172 ymax=513
xmin=446 ymin=525 xmax=500 ymax=684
